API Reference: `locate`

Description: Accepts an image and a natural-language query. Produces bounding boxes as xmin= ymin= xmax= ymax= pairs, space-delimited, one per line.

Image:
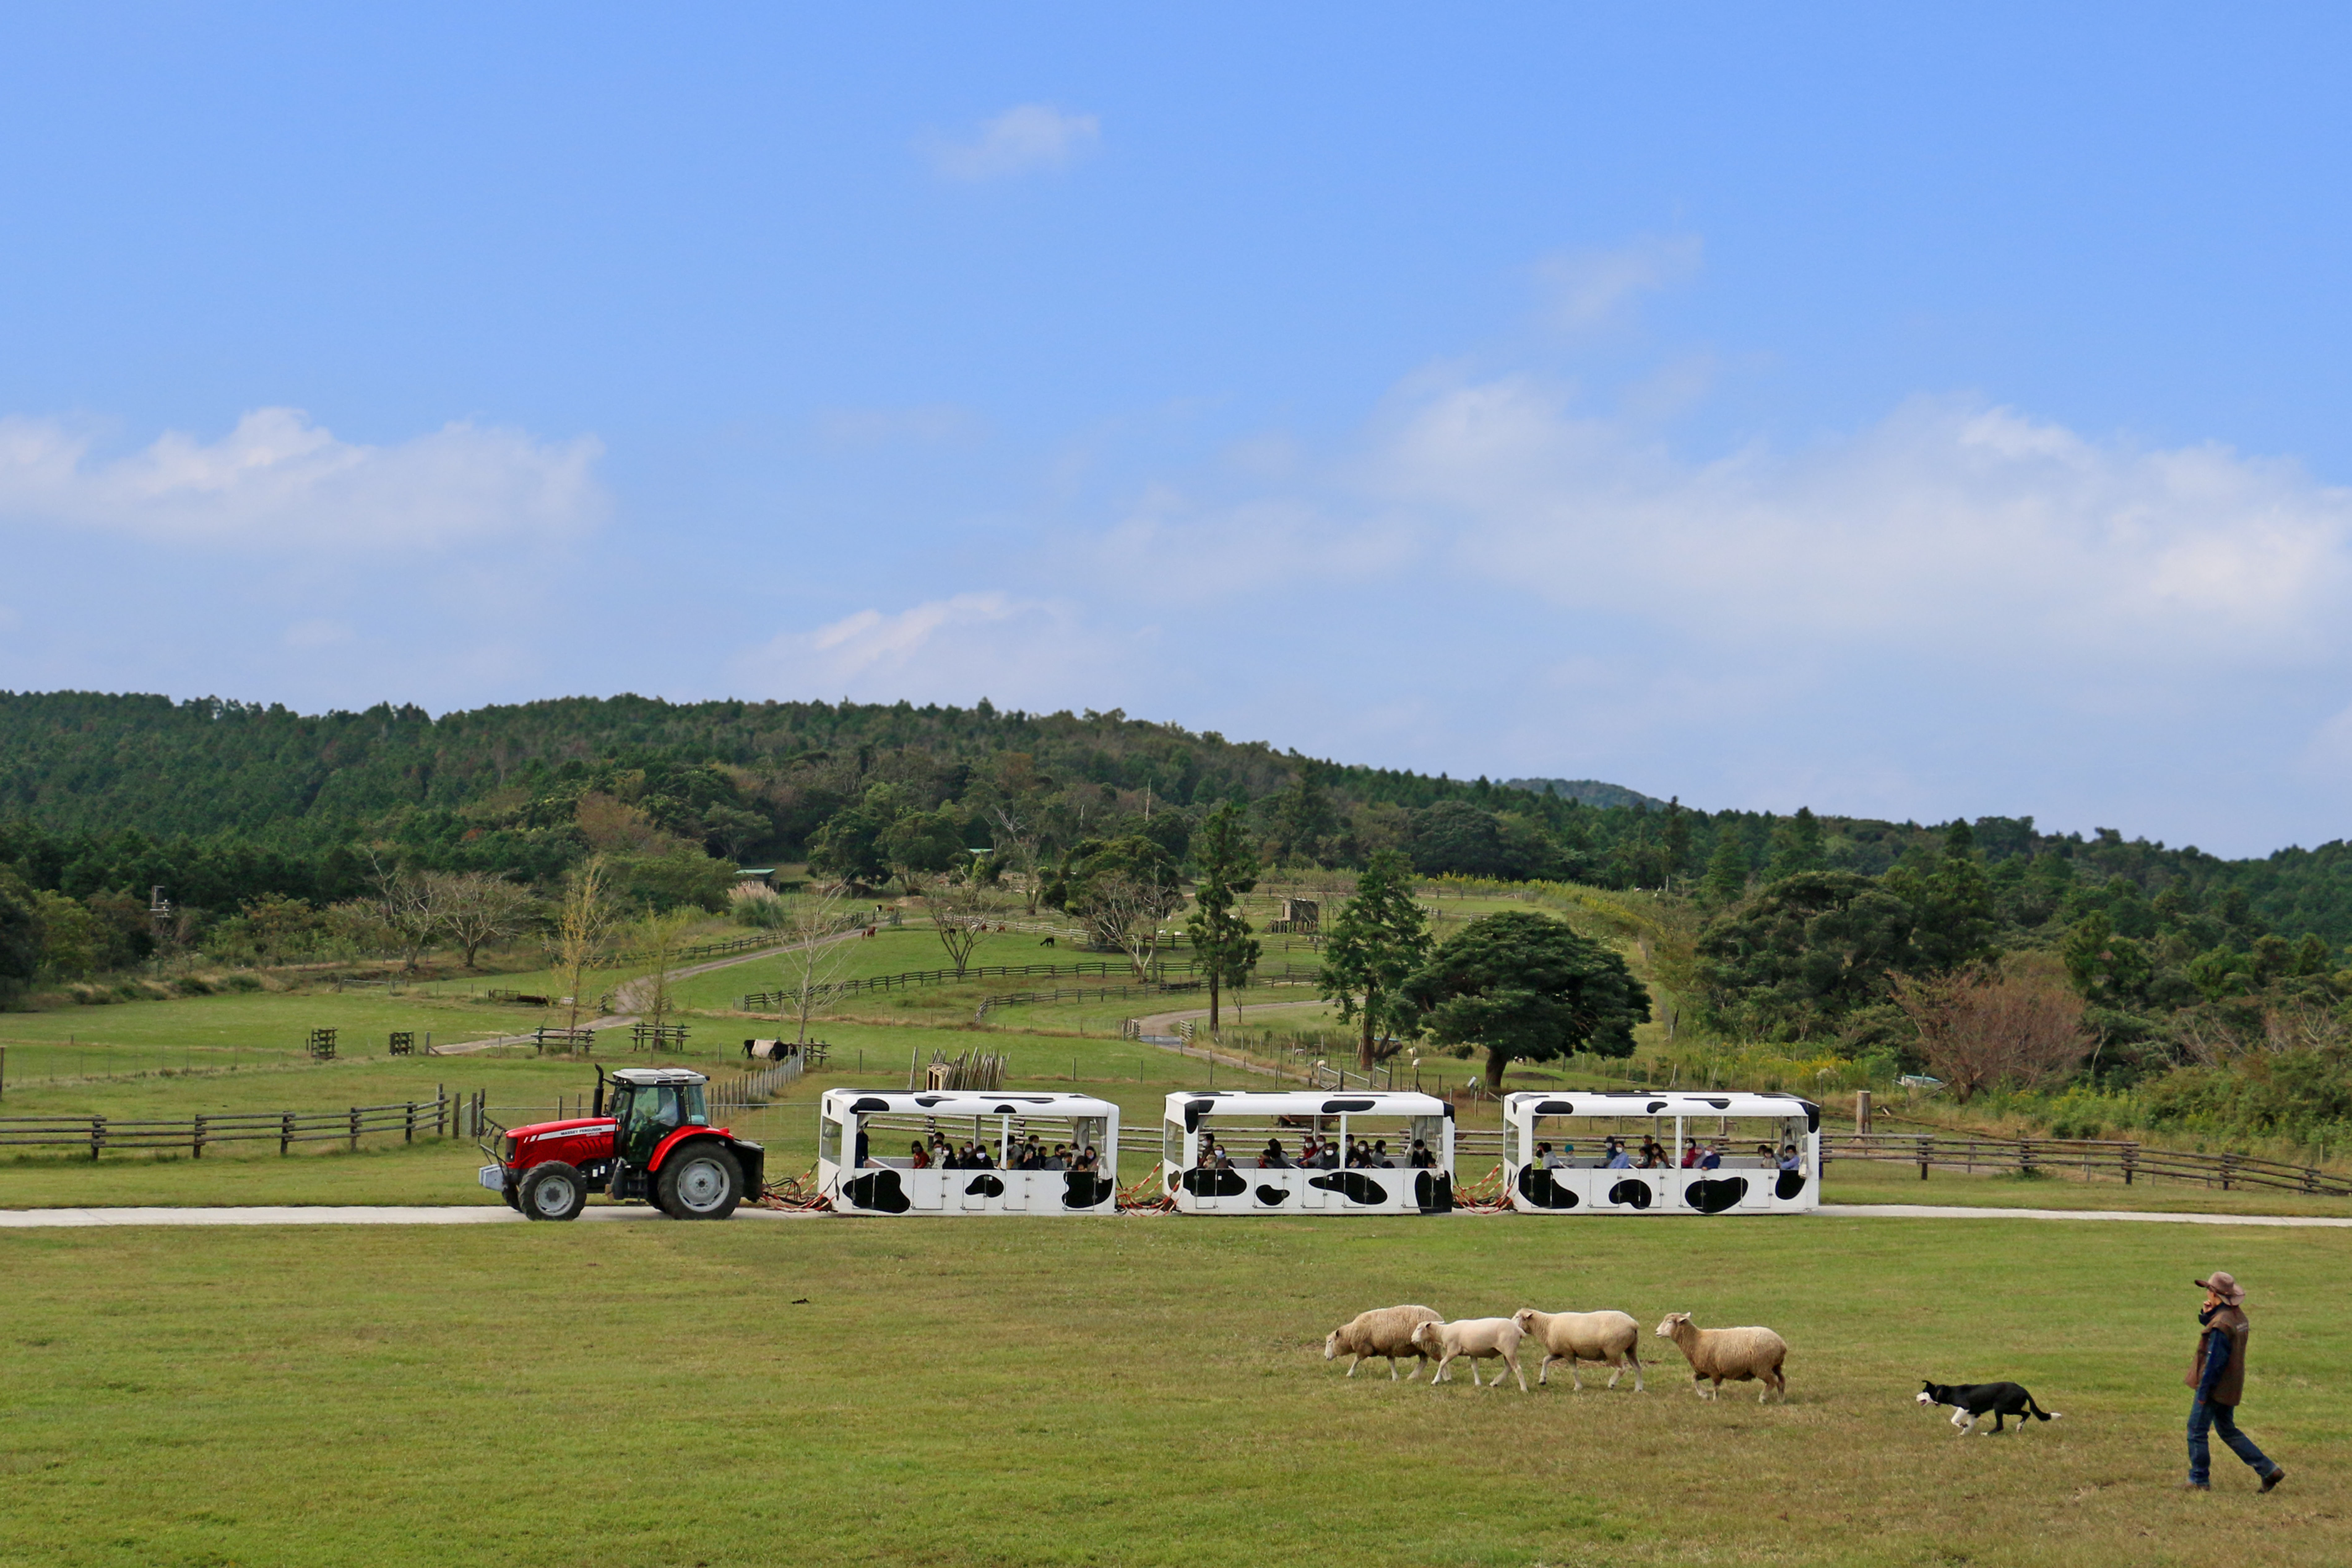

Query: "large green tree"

xmin=1402 ymin=909 xmax=1649 ymax=1091
xmin=1317 ymin=849 xmax=1432 ymax=1071
xmin=1184 ymin=802 xmax=1260 ymax=1030
xmin=1693 ymin=870 xmax=1920 ymax=1039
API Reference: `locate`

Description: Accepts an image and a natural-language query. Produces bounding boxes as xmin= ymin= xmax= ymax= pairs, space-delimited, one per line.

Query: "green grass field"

xmin=2 ymin=1212 xmax=2343 ymax=1567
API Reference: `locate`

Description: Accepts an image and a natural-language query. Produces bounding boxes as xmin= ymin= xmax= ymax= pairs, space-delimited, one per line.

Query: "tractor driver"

xmin=617 ymin=1084 xmax=689 ymax=1166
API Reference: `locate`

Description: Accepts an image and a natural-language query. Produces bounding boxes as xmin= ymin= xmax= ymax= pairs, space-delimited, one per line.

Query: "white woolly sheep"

xmin=1511 ymin=1307 xmax=1644 ymax=1392
xmin=1410 ymin=1317 xmax=1528 ymax=1392
xmin=1653 ymin=1312 xmax=1788 ymax=1402
xmin=1323 ymin=1305 xmax=1444 ymax=1381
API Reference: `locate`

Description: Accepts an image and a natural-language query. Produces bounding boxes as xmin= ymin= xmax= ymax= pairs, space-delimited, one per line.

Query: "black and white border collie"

xmin=1917 ymin=1380 xmax=2062 ymax=1435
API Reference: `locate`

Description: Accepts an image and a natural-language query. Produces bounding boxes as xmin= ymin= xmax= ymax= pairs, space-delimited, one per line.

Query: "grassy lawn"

xmin=2 ymin=1214 xmax=2344 ymax=1567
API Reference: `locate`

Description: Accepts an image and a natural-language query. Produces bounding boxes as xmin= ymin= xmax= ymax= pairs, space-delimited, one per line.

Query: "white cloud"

xmin=0 ymin=408 xmax=607 ymax=551
xmin=731 ymin=592 xmax=1106 ymax=708
xmin=926 ymin=104 xmax=1099 ymax=181
xmin=1534 ymin=235 xmax=1703 ymax=331
xmin=1354 ymin=380 xmax=2352 ymax=667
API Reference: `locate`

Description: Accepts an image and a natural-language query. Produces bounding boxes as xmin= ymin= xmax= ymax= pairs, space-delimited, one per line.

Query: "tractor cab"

xmin=478 ymin=1066 xmax=764 ymax=1222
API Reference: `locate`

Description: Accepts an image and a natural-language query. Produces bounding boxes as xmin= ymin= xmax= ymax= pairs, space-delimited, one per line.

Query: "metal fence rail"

xmin=0 ymin=1088 xmax=492 ymax=1159
xmin=1824 ymin=1133 xmax=2352 ymax=1195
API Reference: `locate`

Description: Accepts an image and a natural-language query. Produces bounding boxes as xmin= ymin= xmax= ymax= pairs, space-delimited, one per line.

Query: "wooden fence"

xmin=707 ymin=1055 xmax=806 ymax=1112
xmin=0 ymin=1087 xmax=491 ymax=1160
xmin=1823 ymin=1133 xmax=2352 ymax=1196
xmin=740 ymin=959 xmax=1321 ymax=1010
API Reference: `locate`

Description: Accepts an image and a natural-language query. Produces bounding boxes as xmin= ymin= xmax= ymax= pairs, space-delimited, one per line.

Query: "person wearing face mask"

xmin=2183 ymin=1271 xmax=2285 ymax=1493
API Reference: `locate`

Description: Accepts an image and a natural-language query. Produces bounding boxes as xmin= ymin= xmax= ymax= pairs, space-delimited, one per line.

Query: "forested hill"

xmin=4 ymin=688 xmax=2352 ymax=950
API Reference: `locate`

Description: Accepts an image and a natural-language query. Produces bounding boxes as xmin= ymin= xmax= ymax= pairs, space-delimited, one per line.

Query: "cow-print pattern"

xmin=964 ymin=1174 xmax=1005 ymax=1198
xmin=1061 ymin=1172 xmax=1117 ymax=1209
xmin=1775 ymin=1168 xmax=1807 ymax=1201
xmin=1414 ymin=1170 xmax=1453 ymax=1213
xmin=1309 ymin=1171 xmax=1389 ymax=1205
xmin=842 ymin=1169 xmax=910 ymax=1213
xmin=1516 ymin=1165 xmax=1580 ymax=1209
xmin=1254 ymin=1185 xmax=1291 ymax=1206
xmin=1682 ymin=1177 xmax=1748 ymax=1214
xmin=1181 ymin=1167 xmax=1247 ymax=1198
xmin=1607 ymin=1179 xmax=1654 ymax=1210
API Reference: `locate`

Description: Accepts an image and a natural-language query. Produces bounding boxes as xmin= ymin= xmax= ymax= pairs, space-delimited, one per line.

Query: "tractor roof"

xmin=610 ymin=1067 xmax=709 ymax=1087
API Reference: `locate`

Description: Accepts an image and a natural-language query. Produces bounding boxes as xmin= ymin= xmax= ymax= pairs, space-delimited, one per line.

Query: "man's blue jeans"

xmin=2187 ymin=1397 xmax=2274 ymax=1485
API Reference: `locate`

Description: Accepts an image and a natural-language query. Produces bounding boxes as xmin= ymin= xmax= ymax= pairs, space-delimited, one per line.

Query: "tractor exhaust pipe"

xmin=593 ymin=1066 xmax=607 ymax=1119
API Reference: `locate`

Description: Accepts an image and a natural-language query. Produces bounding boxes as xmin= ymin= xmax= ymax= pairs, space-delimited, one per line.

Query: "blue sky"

xmin=4 ymin=5 xmax=2352 ymax=856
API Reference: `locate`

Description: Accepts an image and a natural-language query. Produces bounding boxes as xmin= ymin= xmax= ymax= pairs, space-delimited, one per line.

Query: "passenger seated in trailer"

xmin=909 ymin=1140 xmax=931 ymax=1169
xmin=1680 ymin=1139 xmax=1700 ymax=1168
xmin=1075 ymin=1145 xmax=1100 ymax=1173
xmin=1701 ymin=1143 xmax=1722 ymax=1169
xmin=1604 ymin=1140 xmax=1632 ymax=1168
xmin=969 ymin=1142 xmax=996 ymax=1170
xmin=1258 ymin=1139 xmax=1290 ymax=1168
xmin=1408 ymin=1138 xmax=1436 ymax=1168
xmin=1373 ymin=1139 xmax=1394 ymax=1168
xmin=1045 ymin=1144 xmax=1068 ymax=1171
xmin=1756 ymin=1142 xmax=1776 ymax=1165
xmin=1779 ymin=1144 xmax=1802 ymax=1172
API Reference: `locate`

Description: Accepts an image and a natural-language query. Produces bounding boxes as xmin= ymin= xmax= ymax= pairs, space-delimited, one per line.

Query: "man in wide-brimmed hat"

xmin=2184 ymin=1270 xmax=2286 ymax=1492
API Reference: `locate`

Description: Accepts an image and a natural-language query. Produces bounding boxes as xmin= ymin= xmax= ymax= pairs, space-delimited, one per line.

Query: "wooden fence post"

xmin=1917 ymin=1135 xmax=1930 ymax=1181
xmin=2123 ymin=1144 xmax=2136 ymax=1185
xmin=90 ymin=1115 xmax=104 ymax=1161
xmin=193 ymin=1114 xmax=205 ymax=1160
xmin=405 ymin=1102 xmax=416 ymax=1143
xmin=281 ymin=1112 xmax=293 ymax=1156
xmin=349 ymin=1106 xmax=361 ymax=1152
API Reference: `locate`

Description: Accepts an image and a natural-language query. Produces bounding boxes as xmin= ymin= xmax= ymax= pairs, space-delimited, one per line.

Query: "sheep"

xmin=1511 ymin=1307 xmax=1645 ymax=1392
xmin=1323 ymin=1305 xmax=1443 ymax=1380
xmin=1653 ymin=1312 xmax=1788 ymax=1403
xmin=1411 ymin=1317 xmax=1529 ymax=1392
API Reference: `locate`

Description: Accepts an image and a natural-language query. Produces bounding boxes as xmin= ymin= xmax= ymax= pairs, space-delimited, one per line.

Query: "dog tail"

xmin=2027 ymin=1396 xmax=2060 ymax=1421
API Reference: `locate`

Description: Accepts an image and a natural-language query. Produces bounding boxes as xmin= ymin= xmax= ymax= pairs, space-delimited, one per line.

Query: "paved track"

xmin=3 ymin=1203 xmax=2346 ymax=1228
xmin=0 ymin=1205 xmax=813 ymax=1227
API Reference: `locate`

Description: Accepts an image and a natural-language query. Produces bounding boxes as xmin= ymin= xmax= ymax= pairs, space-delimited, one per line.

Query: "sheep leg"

xmin=1346 ymin=1354 xmax=1364 ymax=1378
xmin=1505 ymin=1350 xmax=1528 ymax=1393
xmin=1570 ymin=1359 xmax=1584 ymax=1392
xmin=1386 ymin=1355 xmax=1399 ymax=1382
xmin=1469 ymin=1357 xmax=1484 ymax=1388
xmin=1629 ymin=1354 xmax=1645 ymax=1394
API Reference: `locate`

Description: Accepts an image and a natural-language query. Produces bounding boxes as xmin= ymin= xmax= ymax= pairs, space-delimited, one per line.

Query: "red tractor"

xmin=478 ymin=1066 xmax=765 ymax=1221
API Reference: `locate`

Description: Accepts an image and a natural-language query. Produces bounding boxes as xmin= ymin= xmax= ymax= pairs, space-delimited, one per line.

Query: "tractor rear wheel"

xmin=656 ymin=1145 xmax=743 ymax=1220
xmin=520 ymin=1161 xmax=588 ymax=1221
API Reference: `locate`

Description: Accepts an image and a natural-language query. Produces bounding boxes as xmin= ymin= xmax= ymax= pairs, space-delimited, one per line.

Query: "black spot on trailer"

xmin=1799 ymin=1101 xmax=1822 ymax=1132
xmin=912 ymin=1095 xmax=947 ymax=1108
xmin=964 ymin=1174 xmax=1005 ymax=1198
xmin=1181 ymin=1167 xmax=1247 ymax=1198
xmin=1606 ymin=1179 xmax=1653 ymax=1210
xmin=1532 ymin=1099 xmax=1576 ymax=1116
xmin=1683 ymin=1177 xmax=1748 ymax=1214
xmin=1310 ymin=1172 xmax=1389 ymax=1205
xmin=850 ymin=1097 xmax=891 ymax=1114
xmin=842 ymin=1170 xmax=910 ymax=1214
xmin=1320 ymin=1098 xmax=1375 ymax=1114
xmin=1062 ymin=1172 xmax=1117 ymax=1209
xmin=1516 ymin=1166 xmax=1580 ymax=1210
xmin=1254 ymin=1185 xmax=1292 ymax=1206
xmin=1443 ymin=1103 xmax=1456 ymax=1120
xmin=1776 ymin=1168 xmax=1808 ymax=1201
xmin=1646 ymin=1101 xmax=1668 ymax=1114
xmin=1414 ymin=1170 xmax=1454 ymax=1213
xmin=1701 ymin=1097 xmax=1731 ymax=1109
xmin=991 ymin=1104 xmax=1017 ymax=1115
xmin=1183 ymin=1099 xmax=1219 ymax=1133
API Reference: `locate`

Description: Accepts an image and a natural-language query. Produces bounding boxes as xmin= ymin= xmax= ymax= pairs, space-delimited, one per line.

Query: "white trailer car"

xmin=1163 ymin=1090 xmax=1456 ymax=1214
xmin=817 ymin=1088 xmax=1120 ymax=1215
xmin=1501 ymin=1090 xmax=1822 ymax=1215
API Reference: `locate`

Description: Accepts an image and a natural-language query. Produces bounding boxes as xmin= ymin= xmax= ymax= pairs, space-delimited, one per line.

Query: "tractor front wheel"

xmin=520 ymin=1161 xmax=588 ymax=1221
xmin=656 ymin=1146 xmax=743 ymax=1220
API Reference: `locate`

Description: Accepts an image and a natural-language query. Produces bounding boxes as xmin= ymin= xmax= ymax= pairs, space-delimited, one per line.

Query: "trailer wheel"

xmin=520 ymin=1161 xmax=588 ymax=1221
xmin=656 ymin=1146 xmax=742 ymax=1219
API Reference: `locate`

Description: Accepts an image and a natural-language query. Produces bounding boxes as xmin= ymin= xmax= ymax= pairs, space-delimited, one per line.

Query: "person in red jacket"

xmin=2184 ymin=1271 xmax=2285 ymax=1492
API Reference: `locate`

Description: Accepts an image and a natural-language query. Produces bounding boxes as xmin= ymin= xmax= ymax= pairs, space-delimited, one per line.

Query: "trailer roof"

xmin=1161 ymin=1089 xmax=1451 ymax=1125
xmin=1502 ymin=1090 xmax=1821 ymax=1124
xmin=819 ymin=1088 xmax=1122 ymax=1119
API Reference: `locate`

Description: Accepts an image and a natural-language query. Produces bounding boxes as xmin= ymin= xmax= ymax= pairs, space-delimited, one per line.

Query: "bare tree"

xmin=929 ymin=881 xmax=1007 ymax=979
xmin=1087 ymin=872 xmax=1186 ymax=977
xmin=627 ymin=907 xmax=698 ymax=1035
xmin=552 ymin=856 xmax=620 ymax=1035
xmin=433 ymin=871 xmax=538 ymax=969
xmin=987 ymin=803 xmax=1046 ymax=915
xmin=364 ymin=856 xmax=447 ymax=972
xmin=777 ymin=883 xmax=859 ymax=1043
xmin=1889 ymin=957 xmax=2089 ymax=1103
